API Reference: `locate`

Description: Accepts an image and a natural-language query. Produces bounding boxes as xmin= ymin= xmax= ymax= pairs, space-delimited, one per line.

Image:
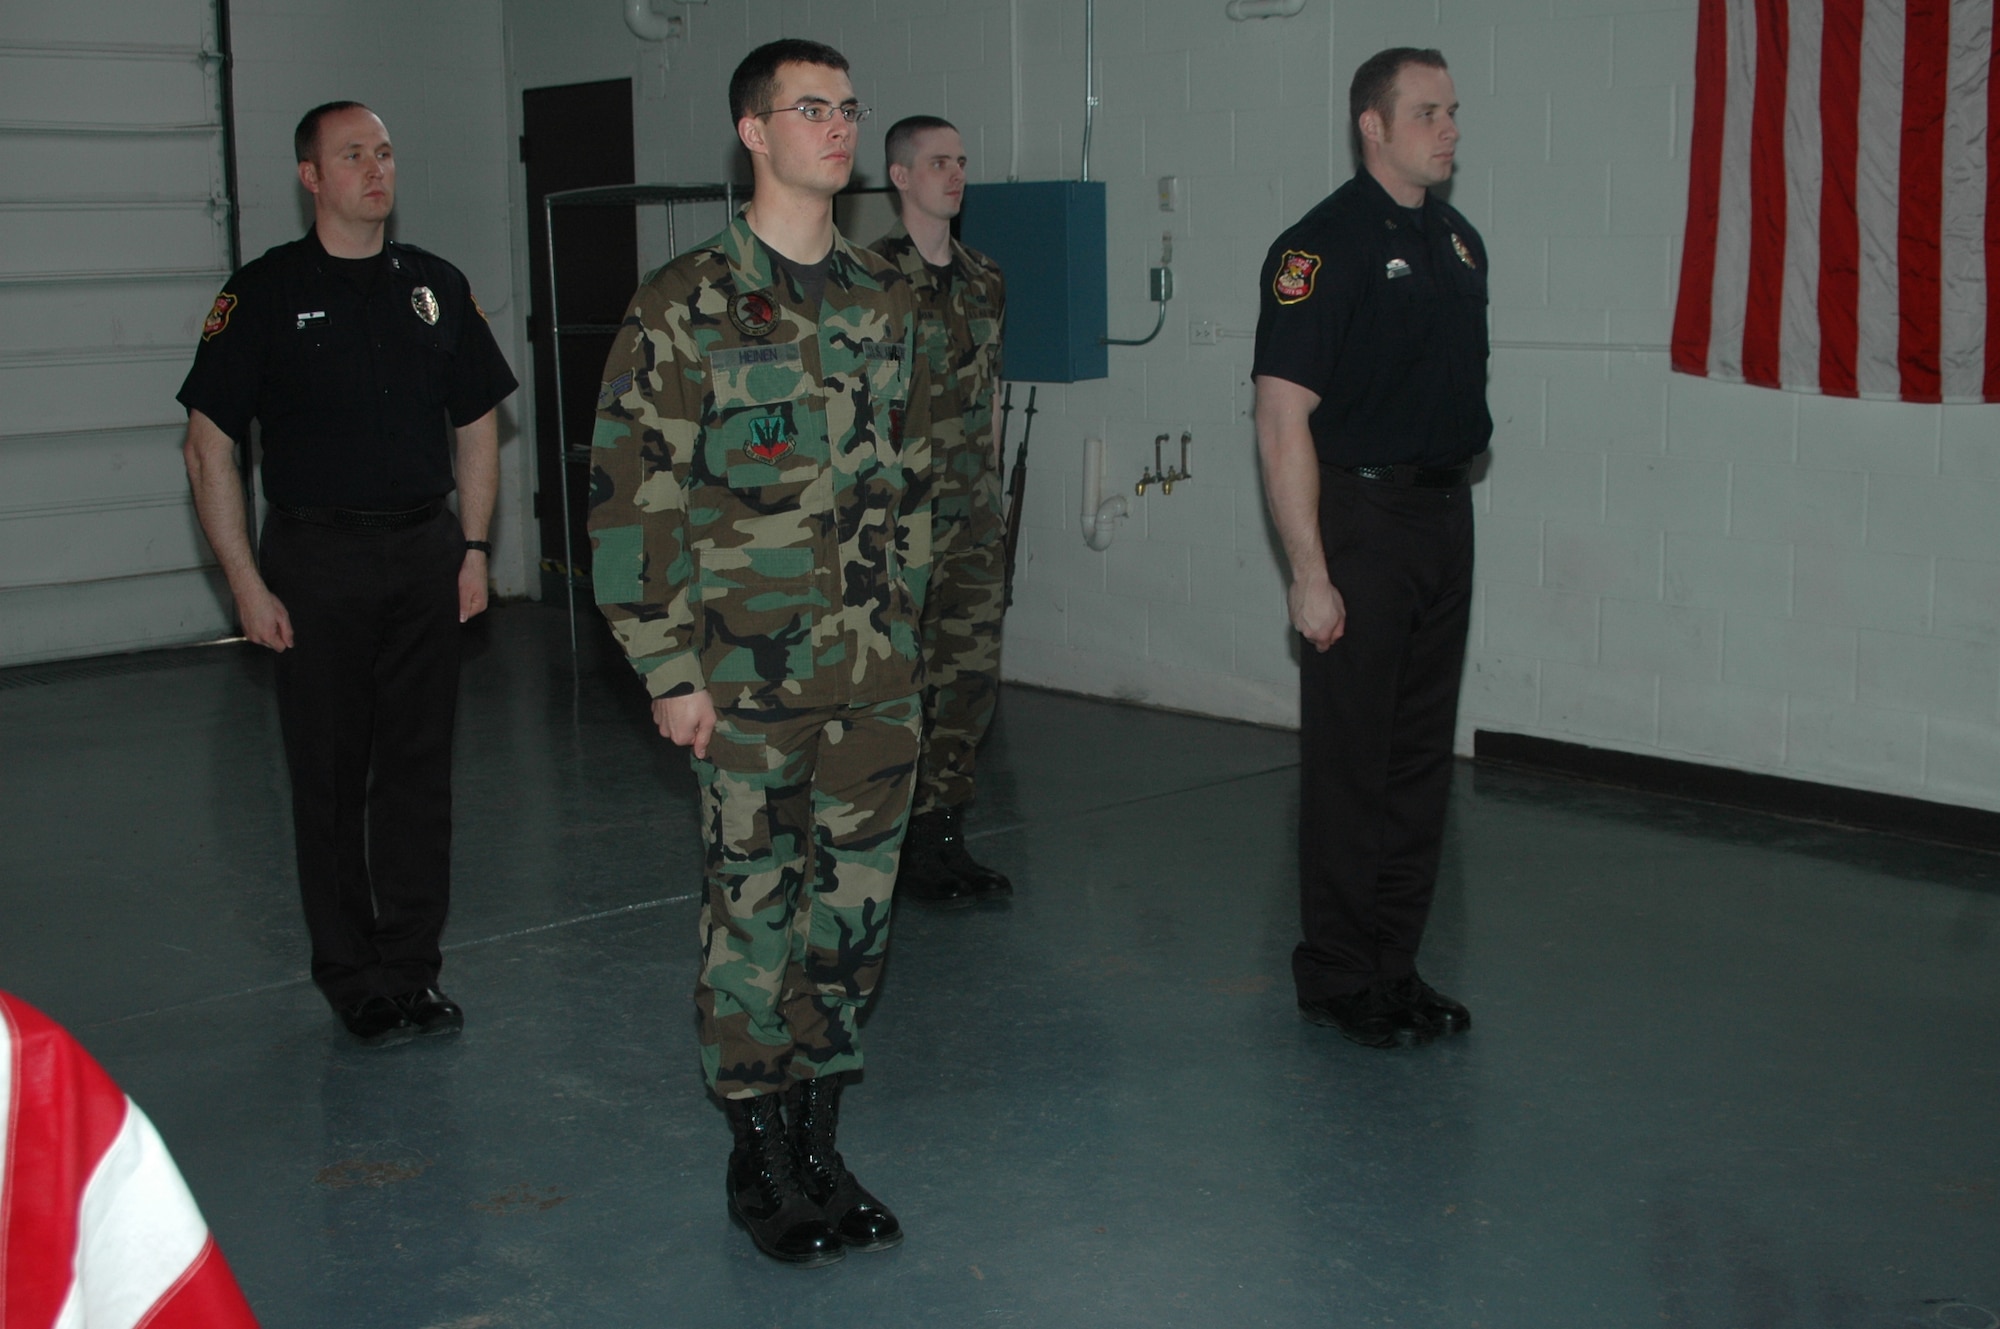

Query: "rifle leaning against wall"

xmin=1000 ymin=384 xmax=1037 ymax=610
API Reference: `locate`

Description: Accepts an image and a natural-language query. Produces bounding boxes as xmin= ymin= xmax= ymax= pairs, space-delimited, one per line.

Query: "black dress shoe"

xmin=722 ymin=1095 xmax=844 ymax=1267
xmin=1298 ymin=984 xmax=1437 ymax=1049
xmin=1389 ymin=973 xmax=1471 ymax=1035
xmin=337 ymin=995 xmax=416 ymax=1047
xmin=395 ymin=987 xmax=464 ymax=1037
xmin=928 ymin=805 xmax=1013 ymax=902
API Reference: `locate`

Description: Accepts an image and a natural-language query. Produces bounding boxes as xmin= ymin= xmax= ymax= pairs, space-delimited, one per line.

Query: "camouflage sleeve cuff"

xmin=598 ymin=609 xmax=706 ymax=698
xmin=639 ymin=653 xmax=707 ymax=700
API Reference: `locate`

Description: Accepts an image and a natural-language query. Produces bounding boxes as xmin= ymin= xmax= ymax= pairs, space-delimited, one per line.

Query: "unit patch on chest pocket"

xmin=744 ymin=413 xmax=795 ymax=463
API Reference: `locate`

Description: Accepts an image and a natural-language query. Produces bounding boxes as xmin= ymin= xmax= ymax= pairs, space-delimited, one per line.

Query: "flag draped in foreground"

xmin=1 ymin=991 xmax=261 ymax=1329
xmin=1671 ymin=0 xmax=2000 ymax=403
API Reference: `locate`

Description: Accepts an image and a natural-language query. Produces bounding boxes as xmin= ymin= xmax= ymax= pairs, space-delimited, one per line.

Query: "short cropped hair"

xmin=728 ymin=39 xmax=850 ymax=124
xmin=885 ymin=115 xmax=957 ymax=170
xmin=1348 ymin=48 xmax=1448 ymax=132
xmin=294 ymin=101 xmax=371 ymax=164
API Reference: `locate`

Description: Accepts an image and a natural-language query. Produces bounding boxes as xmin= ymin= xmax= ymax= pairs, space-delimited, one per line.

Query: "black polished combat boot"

xmin=895 ymin=809 xmax=977 ymax=910
xmin=788 ymin=1075 xmax=903 ymax=1251
xmin=721 ymin=1094 xmax=844 ymax=1266
xmin=928 ymin=804 xmax=1013 ymax=901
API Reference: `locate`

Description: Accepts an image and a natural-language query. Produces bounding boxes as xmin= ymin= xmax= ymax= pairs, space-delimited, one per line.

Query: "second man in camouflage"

xmin=872 ymin=115 xmax=1012 ymax=908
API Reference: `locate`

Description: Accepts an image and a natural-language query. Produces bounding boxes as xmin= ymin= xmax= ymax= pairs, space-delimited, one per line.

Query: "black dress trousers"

xmin=260 ymin=506 xmax=465 ymax=1006
xmin=1293 ymin=465 xmax=1474 ymax=1000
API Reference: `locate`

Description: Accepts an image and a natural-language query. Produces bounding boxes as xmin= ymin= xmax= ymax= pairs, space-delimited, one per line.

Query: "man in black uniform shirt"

xmin=178 ymin=101 xmax=518 ymax=1046
xmin=1252 ymin=48 xmax=1487 ymax=1049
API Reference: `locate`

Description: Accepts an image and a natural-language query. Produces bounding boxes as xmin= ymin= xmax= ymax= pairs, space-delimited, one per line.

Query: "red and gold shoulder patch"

xmin=1272 ymin=250 xmax=1321 ymax=306
xmin=202 ymin=292 xmax=237 ymax=340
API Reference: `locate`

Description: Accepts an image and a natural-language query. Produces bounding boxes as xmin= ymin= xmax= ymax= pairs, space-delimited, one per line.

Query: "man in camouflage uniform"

xmin=871 ymin=115 xmax=1011 ymax=909
xmin=587 ymin=39 xmax=928 ymax=1267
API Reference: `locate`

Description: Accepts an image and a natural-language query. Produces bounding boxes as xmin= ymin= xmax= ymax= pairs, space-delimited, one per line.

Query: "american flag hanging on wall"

xmin=1670 ymin=0 xmax=2000 ymax=403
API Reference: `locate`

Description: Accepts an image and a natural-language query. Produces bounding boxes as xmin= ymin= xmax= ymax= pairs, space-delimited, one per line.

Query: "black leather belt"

xmin=272 ymin=499 xmax=442 ymax=531
xmin=1341 ymin=461 xmax=1472 ymax=489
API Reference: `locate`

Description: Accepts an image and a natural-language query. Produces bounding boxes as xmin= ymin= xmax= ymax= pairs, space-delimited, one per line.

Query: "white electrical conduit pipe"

xmin=624 ymin=0 xmax=676 ymax=40
xmin=1080 ymin=0 xmax=1097 ymax=181
xmin=1225 ymin=0 xmax=1306 ymax=18
xmin=1009 ymin=0 xmax=1023 ymax=180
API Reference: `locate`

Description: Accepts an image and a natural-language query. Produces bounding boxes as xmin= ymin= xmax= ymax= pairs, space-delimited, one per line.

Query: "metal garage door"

xmin=0 ymin=0 xmax=235 ymax=666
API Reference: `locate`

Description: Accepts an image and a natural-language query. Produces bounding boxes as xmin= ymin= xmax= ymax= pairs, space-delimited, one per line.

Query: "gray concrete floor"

xmin=3 ymin=601 xmax=1997 ymax=1328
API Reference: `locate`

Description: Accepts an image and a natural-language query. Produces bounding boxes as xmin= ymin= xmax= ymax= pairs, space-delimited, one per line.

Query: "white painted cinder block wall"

xmin=224 ymin=0 xmax=533 ymax=600
xmin=219 ymin=0 xmax=2000 ymax=814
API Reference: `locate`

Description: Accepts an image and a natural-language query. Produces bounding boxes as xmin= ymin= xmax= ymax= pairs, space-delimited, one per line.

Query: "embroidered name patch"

xmin=709 ymin=343 xmax=803 ymax=374
xmin=202 ymin=292 xmax=237 ymax=340
xmin=1273 ymin=250 xmax=1321 ymax=305
xmin=860 ymin=342 xmax=906 ymax=363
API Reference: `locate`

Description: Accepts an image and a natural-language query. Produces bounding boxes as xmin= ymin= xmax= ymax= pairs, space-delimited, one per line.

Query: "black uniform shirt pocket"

xmin=393 ymin=297 xmax=454 ymax=407
xmin=1367 ymin=246 xmax=1443 ymax=365
xmin=272 ymin=305 xmax=356 ymax=402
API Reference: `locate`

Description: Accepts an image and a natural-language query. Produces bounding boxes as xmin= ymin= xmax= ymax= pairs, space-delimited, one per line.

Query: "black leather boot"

xmin=896 ymin=809 xmax=977 ymax=910
xmin=788 ymin=1076 xmax=903 ymax=1251
xmin=721 ymin=1094 xmax=844 ymax=1266
xmin=930 ymin=804 xmax=1013 ymax=900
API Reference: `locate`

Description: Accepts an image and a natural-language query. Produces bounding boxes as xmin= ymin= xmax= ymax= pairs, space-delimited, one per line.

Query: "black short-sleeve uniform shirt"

xmin=1252 ymin=172 xmax=1491 ymax=469
xmin=177 ymin=229 xmax=518 ymax=509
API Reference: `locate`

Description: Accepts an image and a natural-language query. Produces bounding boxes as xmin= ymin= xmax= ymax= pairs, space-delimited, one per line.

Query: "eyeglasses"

xmin=758 ymin=102 xmax=872 ymax=124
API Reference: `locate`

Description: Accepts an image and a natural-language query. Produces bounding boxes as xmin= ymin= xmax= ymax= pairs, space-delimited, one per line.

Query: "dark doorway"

xmin=521 ymin=78 xmax=635 ymax=592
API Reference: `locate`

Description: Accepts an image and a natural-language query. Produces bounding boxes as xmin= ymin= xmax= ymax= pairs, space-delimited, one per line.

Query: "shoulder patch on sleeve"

xmin=597 ymin=370 xmax=634 ymax=410
xmin=202 ymin=292 xmax=238 ymax=340
xmin=1272 ymin=251 xmax=1321 ymax=306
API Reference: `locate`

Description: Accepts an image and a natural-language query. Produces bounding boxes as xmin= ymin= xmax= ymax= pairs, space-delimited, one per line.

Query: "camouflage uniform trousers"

xmin=915 ymin=502 xmax=1006 ymax=817
xmin=693 ymin=694 xmax=922 ymax=1099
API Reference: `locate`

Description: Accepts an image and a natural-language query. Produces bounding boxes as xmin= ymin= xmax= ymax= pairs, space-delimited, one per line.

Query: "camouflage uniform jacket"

xmin=588 ymin=215 xmax=933 ymax=712
xmin=870 ymin=220 xmax=1006 ymax=551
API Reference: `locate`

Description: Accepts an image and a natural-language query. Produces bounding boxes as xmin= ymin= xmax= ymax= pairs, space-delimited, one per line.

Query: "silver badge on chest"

xmin=411 ymin=285 xmax=439 ymax=325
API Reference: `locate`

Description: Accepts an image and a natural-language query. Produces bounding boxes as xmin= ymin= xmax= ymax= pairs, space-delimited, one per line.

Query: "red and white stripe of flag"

xmin=2 ymin=992 xmax=260 ymax=1329
xmin=1672 ymin=0 xmax=2000 ymax=402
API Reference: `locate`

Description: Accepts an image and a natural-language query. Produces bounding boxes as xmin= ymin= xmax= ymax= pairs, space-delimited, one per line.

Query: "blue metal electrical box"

xmin=960 ymin=181 xmax=1106 ymax=383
